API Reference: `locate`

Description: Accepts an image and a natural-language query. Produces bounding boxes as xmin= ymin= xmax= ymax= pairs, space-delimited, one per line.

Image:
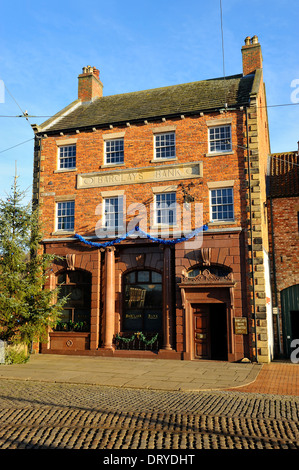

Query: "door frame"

xmin=192 ymin=303 xmax=228 ymax=360
xmin=281 ymin=285 xmax=299 ymax=357
xmin=180 ymin=283 xmax=236 ymax=361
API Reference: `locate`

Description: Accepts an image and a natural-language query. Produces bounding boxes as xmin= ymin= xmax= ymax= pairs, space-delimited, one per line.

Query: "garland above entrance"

xmin=74 ymin=224 xmax=209 ymax=248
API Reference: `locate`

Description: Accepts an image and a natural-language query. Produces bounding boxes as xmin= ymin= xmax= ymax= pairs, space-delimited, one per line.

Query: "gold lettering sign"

xmin=148 ymin=314 xmax=158 ymax=319
xmin=125 ymin=314 xmax=142 ymax=319
xmin=77 ymin=162 xmax=203 ymax=189
xmin=234 ymin=318 xmax=248 ymax=335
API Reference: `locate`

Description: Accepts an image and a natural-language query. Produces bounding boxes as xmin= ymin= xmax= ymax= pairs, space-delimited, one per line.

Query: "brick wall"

xmin=38 ymin=110 xmax=248 ymax=240
xmin=269 ymin=196 xmax=299 ymax=294
xmin=268 ymin=196 xmax=299 ymax=354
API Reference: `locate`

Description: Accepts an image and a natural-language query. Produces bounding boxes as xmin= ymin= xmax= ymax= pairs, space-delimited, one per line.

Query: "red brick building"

xmin=268 ymin=148 xmax=299 ymax=358
xmin=32 ymin=36 xmax=274 ymax=362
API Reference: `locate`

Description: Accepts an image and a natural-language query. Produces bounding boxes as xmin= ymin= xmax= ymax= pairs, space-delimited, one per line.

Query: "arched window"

xmin=123 ymin=270 xmax=162 ymax=332
xmin=56 ymin=270 xmax=91 ymax=331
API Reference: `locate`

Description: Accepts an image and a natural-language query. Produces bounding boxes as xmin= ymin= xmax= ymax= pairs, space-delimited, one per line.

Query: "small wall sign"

xmin=234 ymin=317 xmax=248 ymax=335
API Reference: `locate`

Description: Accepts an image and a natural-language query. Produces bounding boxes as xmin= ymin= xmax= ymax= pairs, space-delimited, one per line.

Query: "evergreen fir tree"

xmin=0 ymin=175 xmax=66 ymax=349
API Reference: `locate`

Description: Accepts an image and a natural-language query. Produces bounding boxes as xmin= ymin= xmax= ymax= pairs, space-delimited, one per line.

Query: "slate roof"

xmin=269 ymin=151 xmax=299 ymax=197
xmin=37 ymin=73 xmax=255 ymax=134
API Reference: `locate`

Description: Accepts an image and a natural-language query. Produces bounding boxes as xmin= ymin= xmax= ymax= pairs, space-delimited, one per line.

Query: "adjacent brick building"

xmin=32 ymin=36 xmax=274 ymax=362
xmin=268 ymin=148 xmax=299 ymax=358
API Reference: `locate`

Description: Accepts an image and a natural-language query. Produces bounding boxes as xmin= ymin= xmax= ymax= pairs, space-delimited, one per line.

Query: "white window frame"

xmin=209 ymin=187 xmax=234 ymax=222
xmin=56 ymin=200 xmax=75 ymax=231
xmin=104 ymin=138 xmax=124 ymax=165
xmin=58 ymin=144 xmax=76 ymax=169
xmin=154 ymin=192 xmax=177 ymax=226
xmin=154 ymin=132 xmax=176 ymax=160
xmin=103 ymin=195 xmax=124 ymax=230
xmin=208 ymin=124 xmax=232 ymax=154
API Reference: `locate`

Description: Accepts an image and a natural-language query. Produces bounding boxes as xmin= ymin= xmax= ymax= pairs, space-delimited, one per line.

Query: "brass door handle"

xmin=196 ymin=333 xmax=206 ymax=339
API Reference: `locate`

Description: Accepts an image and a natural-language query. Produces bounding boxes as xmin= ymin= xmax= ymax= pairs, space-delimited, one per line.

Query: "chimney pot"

xmin=241 ymin=35 xmax=263 ymax=75
xmin=78 ymin=65 xmax=103 ymax=102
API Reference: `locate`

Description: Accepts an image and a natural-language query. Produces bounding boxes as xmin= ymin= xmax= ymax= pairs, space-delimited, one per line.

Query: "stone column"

xmin=103 ymin=246 xmax=116 ymax=349
xmin=162 ymin=245 xmax=173 ymax=350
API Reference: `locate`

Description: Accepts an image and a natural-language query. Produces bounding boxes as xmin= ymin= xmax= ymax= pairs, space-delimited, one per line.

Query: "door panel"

xmin=193 ymin=304 xmax=210 ymax=359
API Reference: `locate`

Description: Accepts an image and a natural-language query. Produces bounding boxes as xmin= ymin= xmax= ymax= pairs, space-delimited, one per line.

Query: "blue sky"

xmin=0 ymin=0 xmax=298 ymax=202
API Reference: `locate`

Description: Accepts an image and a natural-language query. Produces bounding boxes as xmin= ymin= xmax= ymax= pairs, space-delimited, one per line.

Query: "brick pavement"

xmin=228 ymin=362 xmax=299 ymax=396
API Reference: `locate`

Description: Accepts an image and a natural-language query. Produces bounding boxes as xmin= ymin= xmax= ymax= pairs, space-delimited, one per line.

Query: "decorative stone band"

xmin=77 ymin=161 xmax=203 ymax=189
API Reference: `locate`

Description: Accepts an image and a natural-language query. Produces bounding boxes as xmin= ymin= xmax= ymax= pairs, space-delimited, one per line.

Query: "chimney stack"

xmin=241 ymin=36 xmax=263 ymax=76
xmin=78 ymin=66 xmax=103 ymax=102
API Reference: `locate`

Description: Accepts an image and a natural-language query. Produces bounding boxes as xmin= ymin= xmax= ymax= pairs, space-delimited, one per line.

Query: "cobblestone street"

xmin=0 ymin=379 xmax=298 ymax=451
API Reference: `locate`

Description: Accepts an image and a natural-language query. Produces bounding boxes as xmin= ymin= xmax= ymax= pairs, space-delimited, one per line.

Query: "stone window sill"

xmin=100 ymin=163 xmax=125 ymax=169
xmin=208 ymin=220 xmax=236 ymax=226
xmin=150 ymin=158 xmax=178 ymax=163
xmin=205 ymin=152 xmax=234 ymax=157
xmin=54 ymin=168 xmax=77 ymax=173
xmin=51 ymin=231 xmax=75 ymax=236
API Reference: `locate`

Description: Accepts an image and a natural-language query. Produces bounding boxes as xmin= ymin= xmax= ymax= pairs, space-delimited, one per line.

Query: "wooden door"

xmin=193 ymin=304 xmax=211 ymax=359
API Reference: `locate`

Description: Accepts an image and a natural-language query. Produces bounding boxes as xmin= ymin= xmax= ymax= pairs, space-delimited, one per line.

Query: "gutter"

xmin=33 ymin=104 xmax=249 ymax=138
xmin=245 ymin=106 xmax=258 ymax=363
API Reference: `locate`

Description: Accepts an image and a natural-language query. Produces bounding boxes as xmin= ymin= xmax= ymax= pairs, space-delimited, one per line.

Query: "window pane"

xmin=210 ymin=187 xmax=234 ymax=221
xmin=105 ymin=138 xmax=124 ymax=164
xmin=125 ymin=272 xmax=136 ymax=284
xmin=151 ymin=271 xmax=162 ymax=283
xmin=57 ymin=201 xmax=74 ymax=231
xmin=144 ymin=308 xmax=162 ymax=332
xmin=59 ymin=145 xmax=76 ymax=169
xmin=155 ymin=192 xmax=176 ymax=225
xmin=104 ymin=196 xmax=123 ymax=228
xmin=60 ymin=309 xmax=72 ymax=323
xmin=209 ymin=125 xmax=232 ymax=153
xmin=123 ymin=270 xmax=163 ymax=332
xmin=73 ymin=309 xmax=90 ymax=323
xmin=155 ymin=132 xmax=175 ymax=159
xmin=137 ymin=271 xmax=150 ymax=282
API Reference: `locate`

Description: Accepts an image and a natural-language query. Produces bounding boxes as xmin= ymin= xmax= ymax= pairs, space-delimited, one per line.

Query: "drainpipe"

xmin=245 ymin=106 xmax=258 ymax=363
xmin=269 ymin=195 xmax=282 ymax=356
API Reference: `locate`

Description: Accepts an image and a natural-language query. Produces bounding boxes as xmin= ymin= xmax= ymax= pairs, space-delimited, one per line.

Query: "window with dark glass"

xmin=154 ymin=132 xmax=175 ymax=159
xmin=209 ymin=125 xmax=232 ymax=153
xmin=57 ymin=201 xmax=75 ymax=231
xmin=123 ymin=270 xmax=163 ymax=332
xmin=58 ymin=145 xmax=76 ymax=169
xmin=56 ymin=270 xmax=91 ymax=331
xmin=105 ymin=138 xmax=124 ymax=164
xmin=210 ymin=187 xmax=234 ymax=221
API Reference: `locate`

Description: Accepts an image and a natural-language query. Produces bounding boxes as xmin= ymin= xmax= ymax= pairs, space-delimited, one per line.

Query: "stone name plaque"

xmin=77 ymin=161 xmax=203 ymax=189
xmin=234 ymin=318 xmax=248 ymax=335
